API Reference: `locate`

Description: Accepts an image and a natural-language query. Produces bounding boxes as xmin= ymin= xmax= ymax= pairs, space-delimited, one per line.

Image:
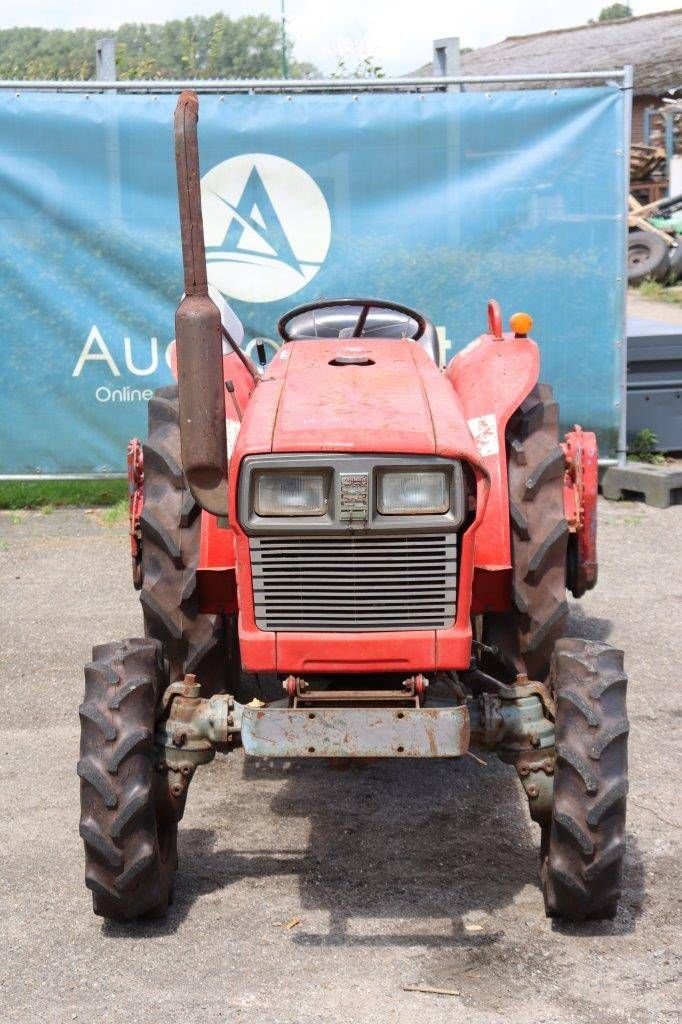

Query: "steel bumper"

xmin=240 ymin=705 xmax=470 ymax=758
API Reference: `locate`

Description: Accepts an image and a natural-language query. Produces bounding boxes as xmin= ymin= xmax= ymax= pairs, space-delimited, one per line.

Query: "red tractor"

xmin=78 ymin=92 xmax=628 ymax=923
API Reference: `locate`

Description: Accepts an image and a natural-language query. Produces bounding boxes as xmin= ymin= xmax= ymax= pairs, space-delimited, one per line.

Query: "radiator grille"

xmin=250 ymin=533 xmax=457 ymax=632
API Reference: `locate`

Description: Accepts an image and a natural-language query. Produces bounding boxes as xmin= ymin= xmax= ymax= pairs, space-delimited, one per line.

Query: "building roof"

xmin=411 ymin=9 xmax=682 ymax=95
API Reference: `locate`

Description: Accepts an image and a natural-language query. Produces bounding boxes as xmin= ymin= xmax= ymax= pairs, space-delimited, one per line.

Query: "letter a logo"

xmin=201 ymin=154 xmax=331 ymax=303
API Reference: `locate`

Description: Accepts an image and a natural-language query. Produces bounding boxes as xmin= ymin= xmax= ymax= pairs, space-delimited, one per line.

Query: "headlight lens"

xmin=377 ymin=470 xmax=449 ymax=515
xmin=254 ymin=470 xmax=329 ymax=517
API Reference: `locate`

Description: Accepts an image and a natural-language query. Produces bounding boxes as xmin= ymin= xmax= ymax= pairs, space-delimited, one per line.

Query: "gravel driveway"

xmin=0 ymin=500 xmax=679 ymax=1024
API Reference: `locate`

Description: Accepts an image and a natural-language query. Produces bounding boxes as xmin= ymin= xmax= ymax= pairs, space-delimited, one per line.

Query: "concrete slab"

xmin=602 ymin=460 xmax=682 ymax=508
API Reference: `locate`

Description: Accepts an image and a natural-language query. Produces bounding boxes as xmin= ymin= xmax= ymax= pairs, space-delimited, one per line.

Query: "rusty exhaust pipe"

xmin=174 ymin=90 xmax=228 ymax=517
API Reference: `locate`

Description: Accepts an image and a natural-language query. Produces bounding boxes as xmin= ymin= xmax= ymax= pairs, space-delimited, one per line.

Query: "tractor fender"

xmin=444 ymin=328 xmax=540 ymax=575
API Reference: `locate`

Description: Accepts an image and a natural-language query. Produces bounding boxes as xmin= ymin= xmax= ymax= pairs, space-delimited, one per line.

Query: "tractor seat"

xmin=284 ymin=304 xmax=441 ymax=365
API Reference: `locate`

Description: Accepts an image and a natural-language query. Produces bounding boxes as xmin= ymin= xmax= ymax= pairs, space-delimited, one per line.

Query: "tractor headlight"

xmin=254 ymin=470 xmax=330 ymax=517
xmin=377 ymin=469 xmax=450 ymax=515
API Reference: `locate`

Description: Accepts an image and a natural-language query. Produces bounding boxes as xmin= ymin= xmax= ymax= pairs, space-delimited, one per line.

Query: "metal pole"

xmin=280 ymin=0 xmax=289 ymax=79
xmin=433 ymin=37 xmax=460 ymax=92
xmin=95 ymin=38 xmax=122 ymax=223
xmin=664 ymin=111 xmax=675 ymax=166
xmin=0 ymin=473 xmax=127 ymax=480
xmin=433 ymin=38 xmax=460 ymax=76
xmin=618 ymin=65 xmax=634 ymax=468
xmin=95 ymin=38 xmax=117 ymax=82
xmin=643 ymin=106 xmax=652 ymax=145
xmin=0 ymin=70 xmax=630 ymax=93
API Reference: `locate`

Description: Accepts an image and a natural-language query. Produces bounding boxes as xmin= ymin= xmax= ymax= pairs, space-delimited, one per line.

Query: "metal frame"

xmin=0 ymin=70 xmax=629 ymax=93
xmin=0 ymin=473 xmax=127 ymax=480
xmin=619 ymin=65 xmax=634 ymax=467
xmin=0 ymin=67 xmax=630 ymax=478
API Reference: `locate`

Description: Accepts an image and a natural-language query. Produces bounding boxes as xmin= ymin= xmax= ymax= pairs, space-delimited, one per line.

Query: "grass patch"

xmin=629 ymin=428 xmax=666 ymax=466
xmin=100 ymin=497 xmax=129 ymax=525
xmin=637 ymin=280 xmax=682 ymax=306
xmin=0 ymin=479 xmax=127 ymax=510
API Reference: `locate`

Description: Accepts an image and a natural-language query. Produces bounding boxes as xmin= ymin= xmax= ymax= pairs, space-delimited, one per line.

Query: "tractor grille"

xmin=250 ymin=533 xmax=457 ymax=632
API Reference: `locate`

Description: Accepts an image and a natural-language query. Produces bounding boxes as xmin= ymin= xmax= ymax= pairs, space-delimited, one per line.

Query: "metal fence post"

xmin=618 ymin=65 xmax=634 ymax=467
xmin=433 ymin=38 xmax=460 ymax=92
xmin=95 ymin=38 xmax=122 ymax=222
xmin=95 ymin=38 xmax=117 ymax=82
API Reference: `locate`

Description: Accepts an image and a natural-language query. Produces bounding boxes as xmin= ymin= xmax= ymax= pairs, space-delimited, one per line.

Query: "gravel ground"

xmin=0 ymin=500 xmax=680 ymax=1024
xmin=628 ymin=290 xmax=682 ymax=325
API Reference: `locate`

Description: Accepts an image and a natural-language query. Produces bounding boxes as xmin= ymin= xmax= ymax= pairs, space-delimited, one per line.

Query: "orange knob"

xmin=510 ymin=312 xmax=533 ymax=336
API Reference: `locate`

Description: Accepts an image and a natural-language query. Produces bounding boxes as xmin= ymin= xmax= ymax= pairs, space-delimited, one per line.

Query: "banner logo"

xmin=201 ymin=154 xmax=331 ymax=303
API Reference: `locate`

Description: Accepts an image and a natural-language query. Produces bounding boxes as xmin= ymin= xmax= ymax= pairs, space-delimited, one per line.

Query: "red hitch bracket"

xmin=127 ymin=438 xmax=144 ymax=590
xmin=561 ymin=425 xmax=598 ymax=598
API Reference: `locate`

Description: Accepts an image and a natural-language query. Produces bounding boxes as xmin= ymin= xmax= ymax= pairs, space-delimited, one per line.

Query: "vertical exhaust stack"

xmin=174 ymin=90 xmax=228 ymax=517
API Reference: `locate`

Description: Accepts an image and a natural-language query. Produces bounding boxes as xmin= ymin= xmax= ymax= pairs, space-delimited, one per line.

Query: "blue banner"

xmin=0 ymin=87 xmax=626 ymax=474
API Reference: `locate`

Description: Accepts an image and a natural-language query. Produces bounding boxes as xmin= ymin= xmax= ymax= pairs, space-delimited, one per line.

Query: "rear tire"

xmin=667 ymin=239 xmax=682 ymax=283
xmin=627 ymin=229 xmax=670 ymax=285
xmin=542 ymin=639 xmax=629 ymax=920
xmin=78 ymin=639 xmax=177 ymax=921
xmin=484 ymin=384 xmax=569 ymax=682
xmin=139 ymin=385 xmax=232 ymax=694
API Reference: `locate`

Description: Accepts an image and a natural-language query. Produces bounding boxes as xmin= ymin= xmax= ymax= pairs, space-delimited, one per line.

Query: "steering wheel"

xmin=277 ymin=297 xmax=428 ymax=343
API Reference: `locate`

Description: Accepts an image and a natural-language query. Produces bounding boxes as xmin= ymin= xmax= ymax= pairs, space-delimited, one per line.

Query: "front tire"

xmin=542 ymin=638 xmax=629 ymax=920
xmin=78 ymin=639 xmax=177 ymax=921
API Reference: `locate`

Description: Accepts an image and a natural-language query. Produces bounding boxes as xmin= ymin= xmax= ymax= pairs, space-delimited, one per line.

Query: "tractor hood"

xmin=273 ymin=338 xmax=435 ymax=453
xmin=234 ymin=338 xmax=485 ymax=466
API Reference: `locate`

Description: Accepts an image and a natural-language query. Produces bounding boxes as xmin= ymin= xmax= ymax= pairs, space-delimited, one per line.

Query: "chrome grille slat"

xmin=250 ymin=534 xmax=457 ymax=632
xmin=252 ymin=584 xmax=457 ymax=594
xmin=254 ymin=554 xmax=449 ymax=560
xmin=254 ymin=599 xmax=456 ymax=608
xmin=252 ymin=572 xmax=457 ymax=581
xmin=255 ymin=540 xmax=449 ymax=547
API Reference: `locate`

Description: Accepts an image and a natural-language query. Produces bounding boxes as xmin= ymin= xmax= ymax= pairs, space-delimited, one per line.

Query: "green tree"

xmin=0 ymin=14 xmax=318 ymax=81
xmin=593 ymin=4 xmax=633 ymax=22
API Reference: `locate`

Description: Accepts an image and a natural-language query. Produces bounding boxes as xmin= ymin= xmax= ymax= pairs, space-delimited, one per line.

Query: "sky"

xmin=0 ymin=0 xmax=679 ymax=75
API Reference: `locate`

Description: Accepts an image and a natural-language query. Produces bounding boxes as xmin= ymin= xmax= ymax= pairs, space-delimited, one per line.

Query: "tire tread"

xmin=544 ymin=640 xmax=628 ymax=920
xmin=484 ymin=384 xmax=569 ymax=682
xmin=78 ymin=639 xmax=176 ymax=921
xmin=139 ymin=385 xmax=232 ymax=695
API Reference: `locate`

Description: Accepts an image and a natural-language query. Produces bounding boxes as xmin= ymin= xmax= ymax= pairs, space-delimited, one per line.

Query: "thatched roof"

xmin=410 ymin=9 xmax=682 ymax=95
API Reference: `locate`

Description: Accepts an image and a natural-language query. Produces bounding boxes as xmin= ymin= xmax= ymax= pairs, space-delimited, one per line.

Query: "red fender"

xmin=445 ymin=303 xmax=539 ymax=612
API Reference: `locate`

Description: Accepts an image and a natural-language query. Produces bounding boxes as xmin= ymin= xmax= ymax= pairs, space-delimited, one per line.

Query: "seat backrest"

xmin=285 ymin=304 xmax=440 ymax=364
xmin=208 ymin=285 xmax=245 ymax=350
